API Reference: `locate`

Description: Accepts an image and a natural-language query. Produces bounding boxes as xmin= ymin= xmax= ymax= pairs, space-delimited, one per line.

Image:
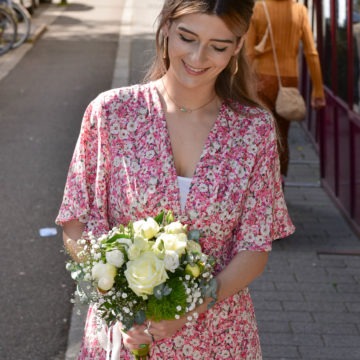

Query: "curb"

xmin=111 ymin=0 xmax=134 ymax=88
xmin=28 ymin=23 xmax=48 ymax=43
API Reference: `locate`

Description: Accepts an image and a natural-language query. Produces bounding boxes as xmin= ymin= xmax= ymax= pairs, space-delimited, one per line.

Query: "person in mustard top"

xmin=246 ymin=0 xmax=326 ymax=185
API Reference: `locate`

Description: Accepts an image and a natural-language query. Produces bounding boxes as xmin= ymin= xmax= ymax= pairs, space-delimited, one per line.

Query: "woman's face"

xmin=164 ymin=13 xmax=243 ymax=89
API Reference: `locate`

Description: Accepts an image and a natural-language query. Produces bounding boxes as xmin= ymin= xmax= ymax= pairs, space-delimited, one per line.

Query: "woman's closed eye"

xmin=179 ymin=33 xmax=193 ymax=43
xmin=179 ymin=34 xmax=228 ymax=53
xmin=212 ymin=45 xmax=227 ymax=52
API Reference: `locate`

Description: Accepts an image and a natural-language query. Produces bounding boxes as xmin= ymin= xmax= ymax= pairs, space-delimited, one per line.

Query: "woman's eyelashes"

xmin=213 ymin=46 xmax=227 ymax=52
xmin=179 ymin=33 xmax=193 ymax=43
xmin=178 ymin=33 xmax=228 ymax=52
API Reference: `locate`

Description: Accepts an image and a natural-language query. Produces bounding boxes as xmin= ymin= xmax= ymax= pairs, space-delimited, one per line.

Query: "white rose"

xmin=164 ymin=250 xmax=180 ymax=272
xmin=91 ymin=262 xmax=117 ymax=291
xmin=133 ymin=218 xmax=160 ymax=239
xmin=141 ymin=217 xmax=160 ymax=239
xmin=154 ymin=233 xmax=187 ymax=256
xmin=133 ymin=219 xmax=146 ymax=234
xmin=134 ymin=235 xmax=150 ymax=252
xmin=164 ymin=221 xmax=187 ymax=234
xmin=127 ymin=244 xmax=141 ymax=260
xmin=105 ymin=249 xmax=125 ymax=268
xmin=124 ymin=251 xmax=168 ymax=297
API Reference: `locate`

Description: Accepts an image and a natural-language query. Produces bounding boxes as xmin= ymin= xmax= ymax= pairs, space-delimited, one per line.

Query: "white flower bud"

xmin=164 ymin=221 xmax=187 ymax=234
xmin=106 ymin=249 xmax=125 ymax=268
xmin=98 ymin=276 xmax=114 ymax=291
xmin=164 ymin=250 xmax=180 ymax=272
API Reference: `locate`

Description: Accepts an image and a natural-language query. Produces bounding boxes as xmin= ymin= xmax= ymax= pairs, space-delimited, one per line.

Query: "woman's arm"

xmin=122 ymin=250 xmax=269 ymax=350
xmin=216 ymin=249 xmax=268 ymax=302
xmin=300 ymin=6 xmax=325 ymax=103
xmin=62 ymin=219 xmax=86 ymax=263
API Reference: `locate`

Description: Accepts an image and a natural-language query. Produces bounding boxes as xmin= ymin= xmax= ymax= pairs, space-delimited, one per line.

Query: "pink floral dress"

xmin=56 ymin=82 xmax=295 ymax=359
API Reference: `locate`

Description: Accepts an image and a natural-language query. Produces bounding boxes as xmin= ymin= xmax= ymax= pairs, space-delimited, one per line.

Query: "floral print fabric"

xmin=56 ymin=82 xmax=295 ymax=359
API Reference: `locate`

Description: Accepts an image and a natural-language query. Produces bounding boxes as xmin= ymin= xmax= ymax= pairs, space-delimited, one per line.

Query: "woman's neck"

xmin=160 ymin=75 xmax=217 ymax=114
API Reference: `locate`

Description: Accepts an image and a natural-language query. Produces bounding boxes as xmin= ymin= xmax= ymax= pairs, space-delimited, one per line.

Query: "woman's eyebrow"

xmin=177 ymin=26 xmax=235 ymax=44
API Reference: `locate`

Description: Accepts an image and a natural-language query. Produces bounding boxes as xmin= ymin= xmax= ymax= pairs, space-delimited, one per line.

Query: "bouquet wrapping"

xmin=66 ymin=211 xmax=217 ymax=359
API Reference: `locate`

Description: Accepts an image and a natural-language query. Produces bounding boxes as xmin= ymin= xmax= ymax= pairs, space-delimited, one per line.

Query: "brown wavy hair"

xmin=143 ymin=0 xmax=261 ymax=109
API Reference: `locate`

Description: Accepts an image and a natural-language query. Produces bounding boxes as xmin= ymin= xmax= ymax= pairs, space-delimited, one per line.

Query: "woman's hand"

xmin=121 ymin=323 xmax=152 ymax=352
xmin=121 ymin=317 xmax=187 ymax=351
xmin=145 ymin=317 xmax=188 ymax=341
xmin=311 ymin=97 xmax=326 ymax=109
xmin=62 ymin=220 xmax=87 ymax=262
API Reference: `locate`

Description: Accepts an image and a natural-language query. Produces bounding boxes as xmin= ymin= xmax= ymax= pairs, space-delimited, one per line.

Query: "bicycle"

xmin=9 ymin=0 xmax=31 ymax=48
xmin=0 ymin=0 xmax=31 ymax=53
xmin=0 ymin=3 xmax=17 ymax=55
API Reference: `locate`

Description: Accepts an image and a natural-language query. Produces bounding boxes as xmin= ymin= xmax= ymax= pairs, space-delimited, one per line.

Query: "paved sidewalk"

xmin=14 ymin=1 xmax=359 ymax=359
xmin=251 ymin=123 xmax=360 ymax=359
xmin=0 ymin=2 xmax=64 ymax=82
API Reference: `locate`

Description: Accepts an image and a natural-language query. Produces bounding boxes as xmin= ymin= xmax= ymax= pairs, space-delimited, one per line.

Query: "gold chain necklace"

xmin=162 ymin=80 xmax=217 ymax=113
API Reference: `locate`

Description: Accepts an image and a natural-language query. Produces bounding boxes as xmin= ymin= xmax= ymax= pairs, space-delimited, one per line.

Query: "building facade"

xmin=300 ymin=0 xmax=360 ymax=234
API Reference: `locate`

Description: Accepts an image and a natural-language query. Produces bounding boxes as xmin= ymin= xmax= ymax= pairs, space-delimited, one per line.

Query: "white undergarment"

xmin=177 ymin=176 xmax=192 ymax=211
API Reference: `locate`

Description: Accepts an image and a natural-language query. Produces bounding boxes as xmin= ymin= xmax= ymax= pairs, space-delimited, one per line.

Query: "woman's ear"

xmin=162 ymin=21 xmax=170 ymax=38
xmin=234 ymin=36 xmax=246 ymax=56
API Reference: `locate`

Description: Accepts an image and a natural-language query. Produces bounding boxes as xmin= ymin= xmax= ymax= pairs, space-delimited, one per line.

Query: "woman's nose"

xmin=190 ymin=44 xmax=207 ymax=64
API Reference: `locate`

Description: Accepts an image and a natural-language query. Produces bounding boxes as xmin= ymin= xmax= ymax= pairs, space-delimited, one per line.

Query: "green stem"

xmin=131 ymin=344 xmax=149 ymax=359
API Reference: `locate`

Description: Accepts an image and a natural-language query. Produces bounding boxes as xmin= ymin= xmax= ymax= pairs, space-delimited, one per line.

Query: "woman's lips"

xmin=182 ymin=61 xmax=209 ymax=75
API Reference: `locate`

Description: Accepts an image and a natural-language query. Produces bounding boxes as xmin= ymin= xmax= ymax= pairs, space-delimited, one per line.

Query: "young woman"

xmin=246 ymin=0 xmax=326 ymax=183
xmin=56 ymin=0 xmax=294 ymax=358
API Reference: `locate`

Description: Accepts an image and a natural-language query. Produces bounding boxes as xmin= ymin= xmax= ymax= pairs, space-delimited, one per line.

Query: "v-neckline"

xmin=150 ymin=81 xmax=224 ymax=212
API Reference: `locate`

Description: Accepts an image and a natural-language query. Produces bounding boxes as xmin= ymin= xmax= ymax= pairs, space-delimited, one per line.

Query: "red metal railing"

xmin=302 ymin=0 xmax=360 ymax=235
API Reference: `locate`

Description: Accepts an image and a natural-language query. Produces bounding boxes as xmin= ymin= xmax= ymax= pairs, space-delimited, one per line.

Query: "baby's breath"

xmin=66 ymin=211 xmax=217 ymax=331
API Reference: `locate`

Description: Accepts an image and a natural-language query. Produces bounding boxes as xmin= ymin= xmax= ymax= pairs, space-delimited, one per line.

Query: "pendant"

xmin=179 ymin=107 xmax=190 ymax=113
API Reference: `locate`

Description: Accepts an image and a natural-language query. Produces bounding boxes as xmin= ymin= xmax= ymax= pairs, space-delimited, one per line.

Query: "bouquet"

xmin=66 ymin=211 xmax=217 ymax=359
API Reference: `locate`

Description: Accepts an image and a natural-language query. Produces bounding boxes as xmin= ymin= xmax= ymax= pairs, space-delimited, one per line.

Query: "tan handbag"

xmin=262 ymin=1 xmax=306 ymax=121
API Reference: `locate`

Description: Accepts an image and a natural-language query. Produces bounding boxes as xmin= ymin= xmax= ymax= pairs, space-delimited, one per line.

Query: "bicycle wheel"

xmin=11 ymin=2 xmax=31 ymax=48
xmin=0 ymin=5 xmax=17 ymax=55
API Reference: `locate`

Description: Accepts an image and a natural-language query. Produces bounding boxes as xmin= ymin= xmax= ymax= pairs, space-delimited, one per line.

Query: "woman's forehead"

xmin=171 ymin=13 xmax=237 ymax=39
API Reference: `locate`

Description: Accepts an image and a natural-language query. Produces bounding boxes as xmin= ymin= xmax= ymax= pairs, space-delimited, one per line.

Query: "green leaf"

xmin=187 ymin=229 xmax=201 ymax=242
xmin=154 ymin=211 xmax=164 ymax=225
xmin=134 ymin=310 xmax=146 ymax=325
xmin=201 ymin=278 xmax=218 ymax=308
xmin=121 ymin=317 xmax=134 ymax=332
xmin=106 ymin=233 xmax=131 ymax=243
xmin=165 ymin=211 xmax=174 ymax=224
xmin=153 ymin=283 xmax=173 ymax=300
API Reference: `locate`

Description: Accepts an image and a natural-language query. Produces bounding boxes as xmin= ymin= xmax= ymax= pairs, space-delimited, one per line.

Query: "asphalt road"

xmin=0 ymin=1 xmax=123 ymax=359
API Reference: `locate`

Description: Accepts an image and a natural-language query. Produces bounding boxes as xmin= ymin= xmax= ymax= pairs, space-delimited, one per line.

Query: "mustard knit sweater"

xmin=246 ymin=0 xmax=325 ymax=99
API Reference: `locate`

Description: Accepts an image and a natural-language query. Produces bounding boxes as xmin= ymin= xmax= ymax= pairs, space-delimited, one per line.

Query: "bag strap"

xmin=261 ymin=0 xmax=283 ymax=88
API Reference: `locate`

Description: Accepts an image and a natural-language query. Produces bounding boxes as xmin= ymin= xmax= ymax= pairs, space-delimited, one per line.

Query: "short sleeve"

xmin=55 ymin=95 xmax=111 ymax=236
xmin=232 ymin=117 xmax=295 ymax=253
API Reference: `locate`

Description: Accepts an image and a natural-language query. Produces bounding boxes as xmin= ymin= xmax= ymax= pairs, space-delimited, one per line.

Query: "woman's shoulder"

xmin=225 ymin=101 xmax=276 ymax=138
xmin=92 ymin=83 xmax=153 ymax=108
xmin=292 ymin=1 xmax=307 ymax=15
xmin=83 ymin=83 xmax=155 ymax=128
xmin=227 ymin=101 xmax=273 ymax=124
